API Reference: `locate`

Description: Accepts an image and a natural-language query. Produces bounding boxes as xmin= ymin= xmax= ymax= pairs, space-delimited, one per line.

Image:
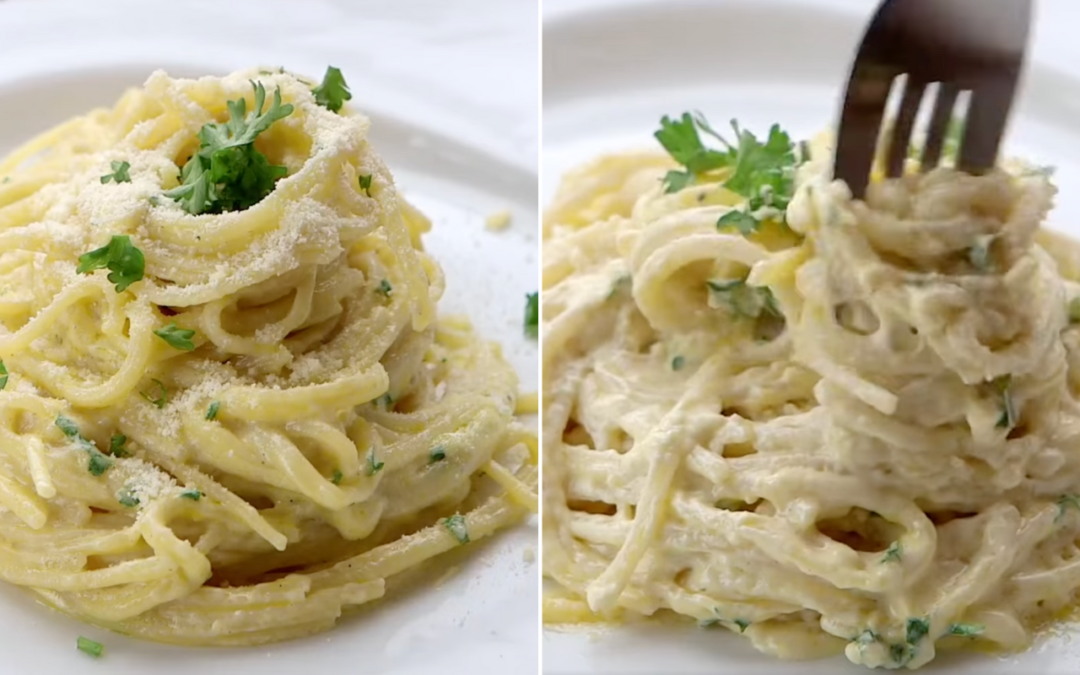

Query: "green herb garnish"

xmin=717 ymin=210 xmax=759 ymax=235
xmin=376 ymin=279 xmax=392 ymax=297
xmin=733 ymin=619 xmax=750 ymax=633
xmin=77 ymin=235 xmax=145 ymax=293
xmin=374 ymin=393 xmax=393 ymax=409
xmin=108 ymin=433 xmax=129 ymax=458
xmin=707 ymin=279 xmax=781 ymax=320
xmin=56 ymin=415 xmax=113 ymax=476
xmin=991 ymin=375 xmax=1016 ymax=429
xmin=118 ymin=486 xmax=139 ymax=508
xmin=654 ymin=112 xmax=735 ymax=192
xmin=312 ymin=66 xmax=352 ymax=113
xmin=205 ymin=400 xmax=220 ymax=421
xmin=947 ymin=623 xmax=985 ymax=637
xmin=164 ymin=82 xmax=293 ymax=215
xmin=906 ymin=616 xmax=930 ymax=645
xmin=881 ymin=541 xmax=902 ymax=563
xmin=1056 ymin=494 xmax=1080 ymax=522
xmin=671 ymin=355 xmax=685 ymax=371
xmin=140 ymin=379 xmax=168 ymax=409
xmin=430 ymin=446 xmax=447 ymax=463
xmin=525 ymin=292 xmax=539 ymax=339
xmin=154 ymin=322 xmax=196 ymax=351
xmin=100 ymin=160 xmax=131 ymax=184
xmin=180 ymin=489 xmax=202 ymax=501
xmin=330 ymin=470 xmax=343 ymax=485
xmin=443 ymin=513 xmax=469 ymax=544
xmin=365 ymin=449 xmax=384 ymax=475
xmin=0 ymin=359 xmax=8 ymax=391
xmin=359 ymin=174 xmax=373 ymax=196
xmin=76 ymin=636 xmax=103 ymax=657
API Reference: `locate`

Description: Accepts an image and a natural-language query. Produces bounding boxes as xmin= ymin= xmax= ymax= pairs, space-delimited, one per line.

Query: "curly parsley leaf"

xmin=706 ymin=280 xmax=781 ymax=320
xmin=154 ymin=322 xmax=196 ymax=351
xmin=906 ymin=616 xmax=930 ymax=645
xmin=165 ymin=82 xmax=293 ymax=215
xmin=723 ymin=121 xmax=797 ymax=214
xmin=525 ymin=292 xmax=539 ymax=339
xmin=77 ymin=235 xmax=145 ymax=293
xmin=100 ymin=160 xmax=132 ymax=184
xmin=443 ymin=513 xmax=470 ymax=544
xmin=312 ymin=66 xmax=352 ymax=113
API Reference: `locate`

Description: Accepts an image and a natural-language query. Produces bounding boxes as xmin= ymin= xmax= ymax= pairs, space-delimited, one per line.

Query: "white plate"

xmin=542 ymin=0 xmax=1080 ymax=672
xmin=0 ymin=0 xmax=539 ymax=673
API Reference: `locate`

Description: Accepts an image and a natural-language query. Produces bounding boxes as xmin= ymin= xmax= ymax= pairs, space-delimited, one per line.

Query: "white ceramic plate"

xmin=542 ymin=0 xmax=1080 ymax=672
xmin=0 ymin=0 xmax=539 ymax=673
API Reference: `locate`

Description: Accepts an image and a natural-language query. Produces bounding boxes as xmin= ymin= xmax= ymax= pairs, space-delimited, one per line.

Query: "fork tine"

xmin=885 ymin=78 xmax=926 ymax=178
xmin=835 ymin=66 xmax=897 ymax=199
xmin=957 ymin=82 xmax=1014 ymax=174
xmin=921 ymin=83 xmax=959 ymax=171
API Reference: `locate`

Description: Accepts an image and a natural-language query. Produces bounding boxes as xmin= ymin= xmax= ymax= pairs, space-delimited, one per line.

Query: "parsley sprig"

xmin=77 ymin=235 xmax=145 ymax=293
xmin=655 ymin=113 xmax=799 ymax=234
xmin=312 ymin=66 xmax=352 ymax=113
xmin=164 ymin=82 xmax=293 ymax=215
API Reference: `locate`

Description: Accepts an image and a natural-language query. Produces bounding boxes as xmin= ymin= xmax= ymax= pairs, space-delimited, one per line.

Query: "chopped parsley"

xmin=100 ymin=160 xmax=131 ymax=184
xmin=365 ymin=449 xmax=384 ymax=475
xmin=1069 ymin=297 xmax=1080 ymax=324
xmin=374 ymin=393 xmax=393 ymax=409
xmin=140 ymin=379 xmax=168 ymax=409
xmin=312 ymin=66 xmax=352 ymax=113
xmin=164 ymin=82 xmax=293 ymax=215
xmin=706 ymin=279 xmax=781 ymax=320
xmin=331 ymin=470 xmax=343 ymax=485
xmin=153 ymin=322 xmax=196 ymax=351
xmin=56 ymin=415 xmax=113 ymax=476
xmin=947 ymin=623 xmax=985 ymax=637
xmin=108 ymin=433 xmax=130 ymax=458
xmin=430 ymin=446 xmax=447 ymax=463
xmin=0 ymin=359 xmax=8 ymax=391
xmin=117 ymin=486 xmax=140 ymax=508
xmin=853 ymin=629 xmax=878 ymax=647
xmin=359 ymin=174 xmax=373 ymax=196
xmin=525 ymin=292 xmax=539 ymax=339
xmin=1056 ymin=494 xmax=1080 ymax=522
xmin=671 ymin=355 xmax=685 ymax=371
xmin=205 ymin=400 xmax=220 ymax=421
xmin=443 ymin=513 xmax=469 ymax=544
xmin=733 ymin=619 xmax=750 ymax=633
xmin=881 ymin=541 xmax=902 ymax=563
xmin=991 ymin=375 xmax=1016 ymax=429
xmin=905 ymin=616 xmax=930 ymax=645
xmin=180 ymin=489 xmax=202 ymax=501
xmin=716 ymin=210 xmax=759 ymax=235
xmin=377 ymin=279 xmax=392 ymax=297
xmin=77 ymin=235 xmax=145 ymax=293
xmin=76 ymin=636 xmax=103 ymax=658
xmin=607 ymin=274 xmax=632 ymax=300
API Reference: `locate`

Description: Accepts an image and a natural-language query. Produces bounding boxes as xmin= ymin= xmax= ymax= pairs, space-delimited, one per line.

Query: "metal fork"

xmin=834 ymin=0 xmax=1033 ymax=199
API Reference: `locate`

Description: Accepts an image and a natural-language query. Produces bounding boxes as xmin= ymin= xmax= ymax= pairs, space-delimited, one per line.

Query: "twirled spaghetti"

xmin=541 ymin=125 xmax=1080 ymax=669
xmin=0 ymin=68 xmax=536 ymax=646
